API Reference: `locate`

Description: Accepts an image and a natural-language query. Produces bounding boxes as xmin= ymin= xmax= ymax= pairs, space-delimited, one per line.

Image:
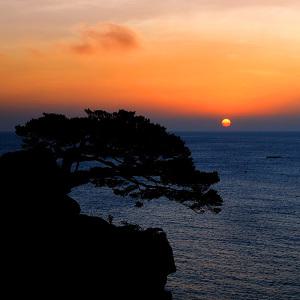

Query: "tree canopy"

xmin=16 ymin=109 xmax=222 ymax=212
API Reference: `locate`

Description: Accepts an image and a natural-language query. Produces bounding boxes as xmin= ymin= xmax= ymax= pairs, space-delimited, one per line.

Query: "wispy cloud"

xmin=70 ymin=43 xmax=94 ymax=55
xmin=70 ymin=23 xmax=140 ymax=55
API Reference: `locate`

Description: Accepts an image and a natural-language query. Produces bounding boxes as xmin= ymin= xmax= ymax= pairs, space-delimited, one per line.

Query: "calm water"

xmin=1 ymin=132 xmax=300 ymax=299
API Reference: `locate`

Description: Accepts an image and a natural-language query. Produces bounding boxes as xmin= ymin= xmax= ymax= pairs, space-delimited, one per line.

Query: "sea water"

xmin=1 ymin=132 xmax=299 ymax=300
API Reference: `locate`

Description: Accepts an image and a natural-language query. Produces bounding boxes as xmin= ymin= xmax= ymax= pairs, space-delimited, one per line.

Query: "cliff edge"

xmin=1 ymin=150 xmax=176 ymax=299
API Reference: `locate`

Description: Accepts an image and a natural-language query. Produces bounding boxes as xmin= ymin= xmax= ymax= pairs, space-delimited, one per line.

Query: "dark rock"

xmin=1 ymin=150 xmax=175 ymax=299
xmin=135 ymin=201 xmax=144 ymax=208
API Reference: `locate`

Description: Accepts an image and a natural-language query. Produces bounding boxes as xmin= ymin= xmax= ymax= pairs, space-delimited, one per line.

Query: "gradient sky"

xmin=1 ymin=0 xmax=300 ymax=130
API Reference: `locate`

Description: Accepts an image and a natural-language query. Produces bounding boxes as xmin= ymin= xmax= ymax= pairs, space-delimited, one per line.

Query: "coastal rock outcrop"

xmin=1 ymin=150 xmax=175 ymax=299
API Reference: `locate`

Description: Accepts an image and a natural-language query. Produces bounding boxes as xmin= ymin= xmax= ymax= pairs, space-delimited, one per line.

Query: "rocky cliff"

xmin=1 ymin=150 xmax=176 ymax=299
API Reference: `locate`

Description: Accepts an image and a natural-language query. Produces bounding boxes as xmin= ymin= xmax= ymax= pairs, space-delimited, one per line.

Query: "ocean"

xmin=1 ymin=131 xmax=299 ymax=300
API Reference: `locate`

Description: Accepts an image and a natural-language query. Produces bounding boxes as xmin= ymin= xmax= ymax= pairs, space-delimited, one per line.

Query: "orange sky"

xmin=1 ymin=0 xmax=300 ymax=128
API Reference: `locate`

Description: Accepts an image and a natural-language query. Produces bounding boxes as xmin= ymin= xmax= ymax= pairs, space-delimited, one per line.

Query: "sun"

xmin=221 ymin=118 xmax=232 ymax=128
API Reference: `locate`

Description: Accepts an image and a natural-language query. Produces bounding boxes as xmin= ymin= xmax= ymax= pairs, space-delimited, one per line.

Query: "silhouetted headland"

xmin=2 ymin=149 xmax=176 ymax=299
xmin=2 ymin=109 xmax=222 ymax=298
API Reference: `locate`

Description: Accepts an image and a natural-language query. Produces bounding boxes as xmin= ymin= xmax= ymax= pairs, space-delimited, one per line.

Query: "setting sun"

xmin=221 ymin=118 xmax=232 ymax=128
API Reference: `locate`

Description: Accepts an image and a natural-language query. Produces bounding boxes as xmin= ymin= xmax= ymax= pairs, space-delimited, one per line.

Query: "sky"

xmin=1 ymin=0 xmax=300 ymax=130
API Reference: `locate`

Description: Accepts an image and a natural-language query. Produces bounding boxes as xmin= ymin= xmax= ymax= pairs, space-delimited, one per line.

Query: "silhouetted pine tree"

xmin=16 ymin=109 xmax=222 ymax=212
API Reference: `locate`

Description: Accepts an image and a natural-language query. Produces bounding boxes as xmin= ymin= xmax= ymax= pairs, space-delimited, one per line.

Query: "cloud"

xmin=2 ymin=1 xmax=300 ymax=42
xmin=70 ymin=43 xmax=94 ymax=55
xmin=70 ymin=23 xmax=140 ymax=55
